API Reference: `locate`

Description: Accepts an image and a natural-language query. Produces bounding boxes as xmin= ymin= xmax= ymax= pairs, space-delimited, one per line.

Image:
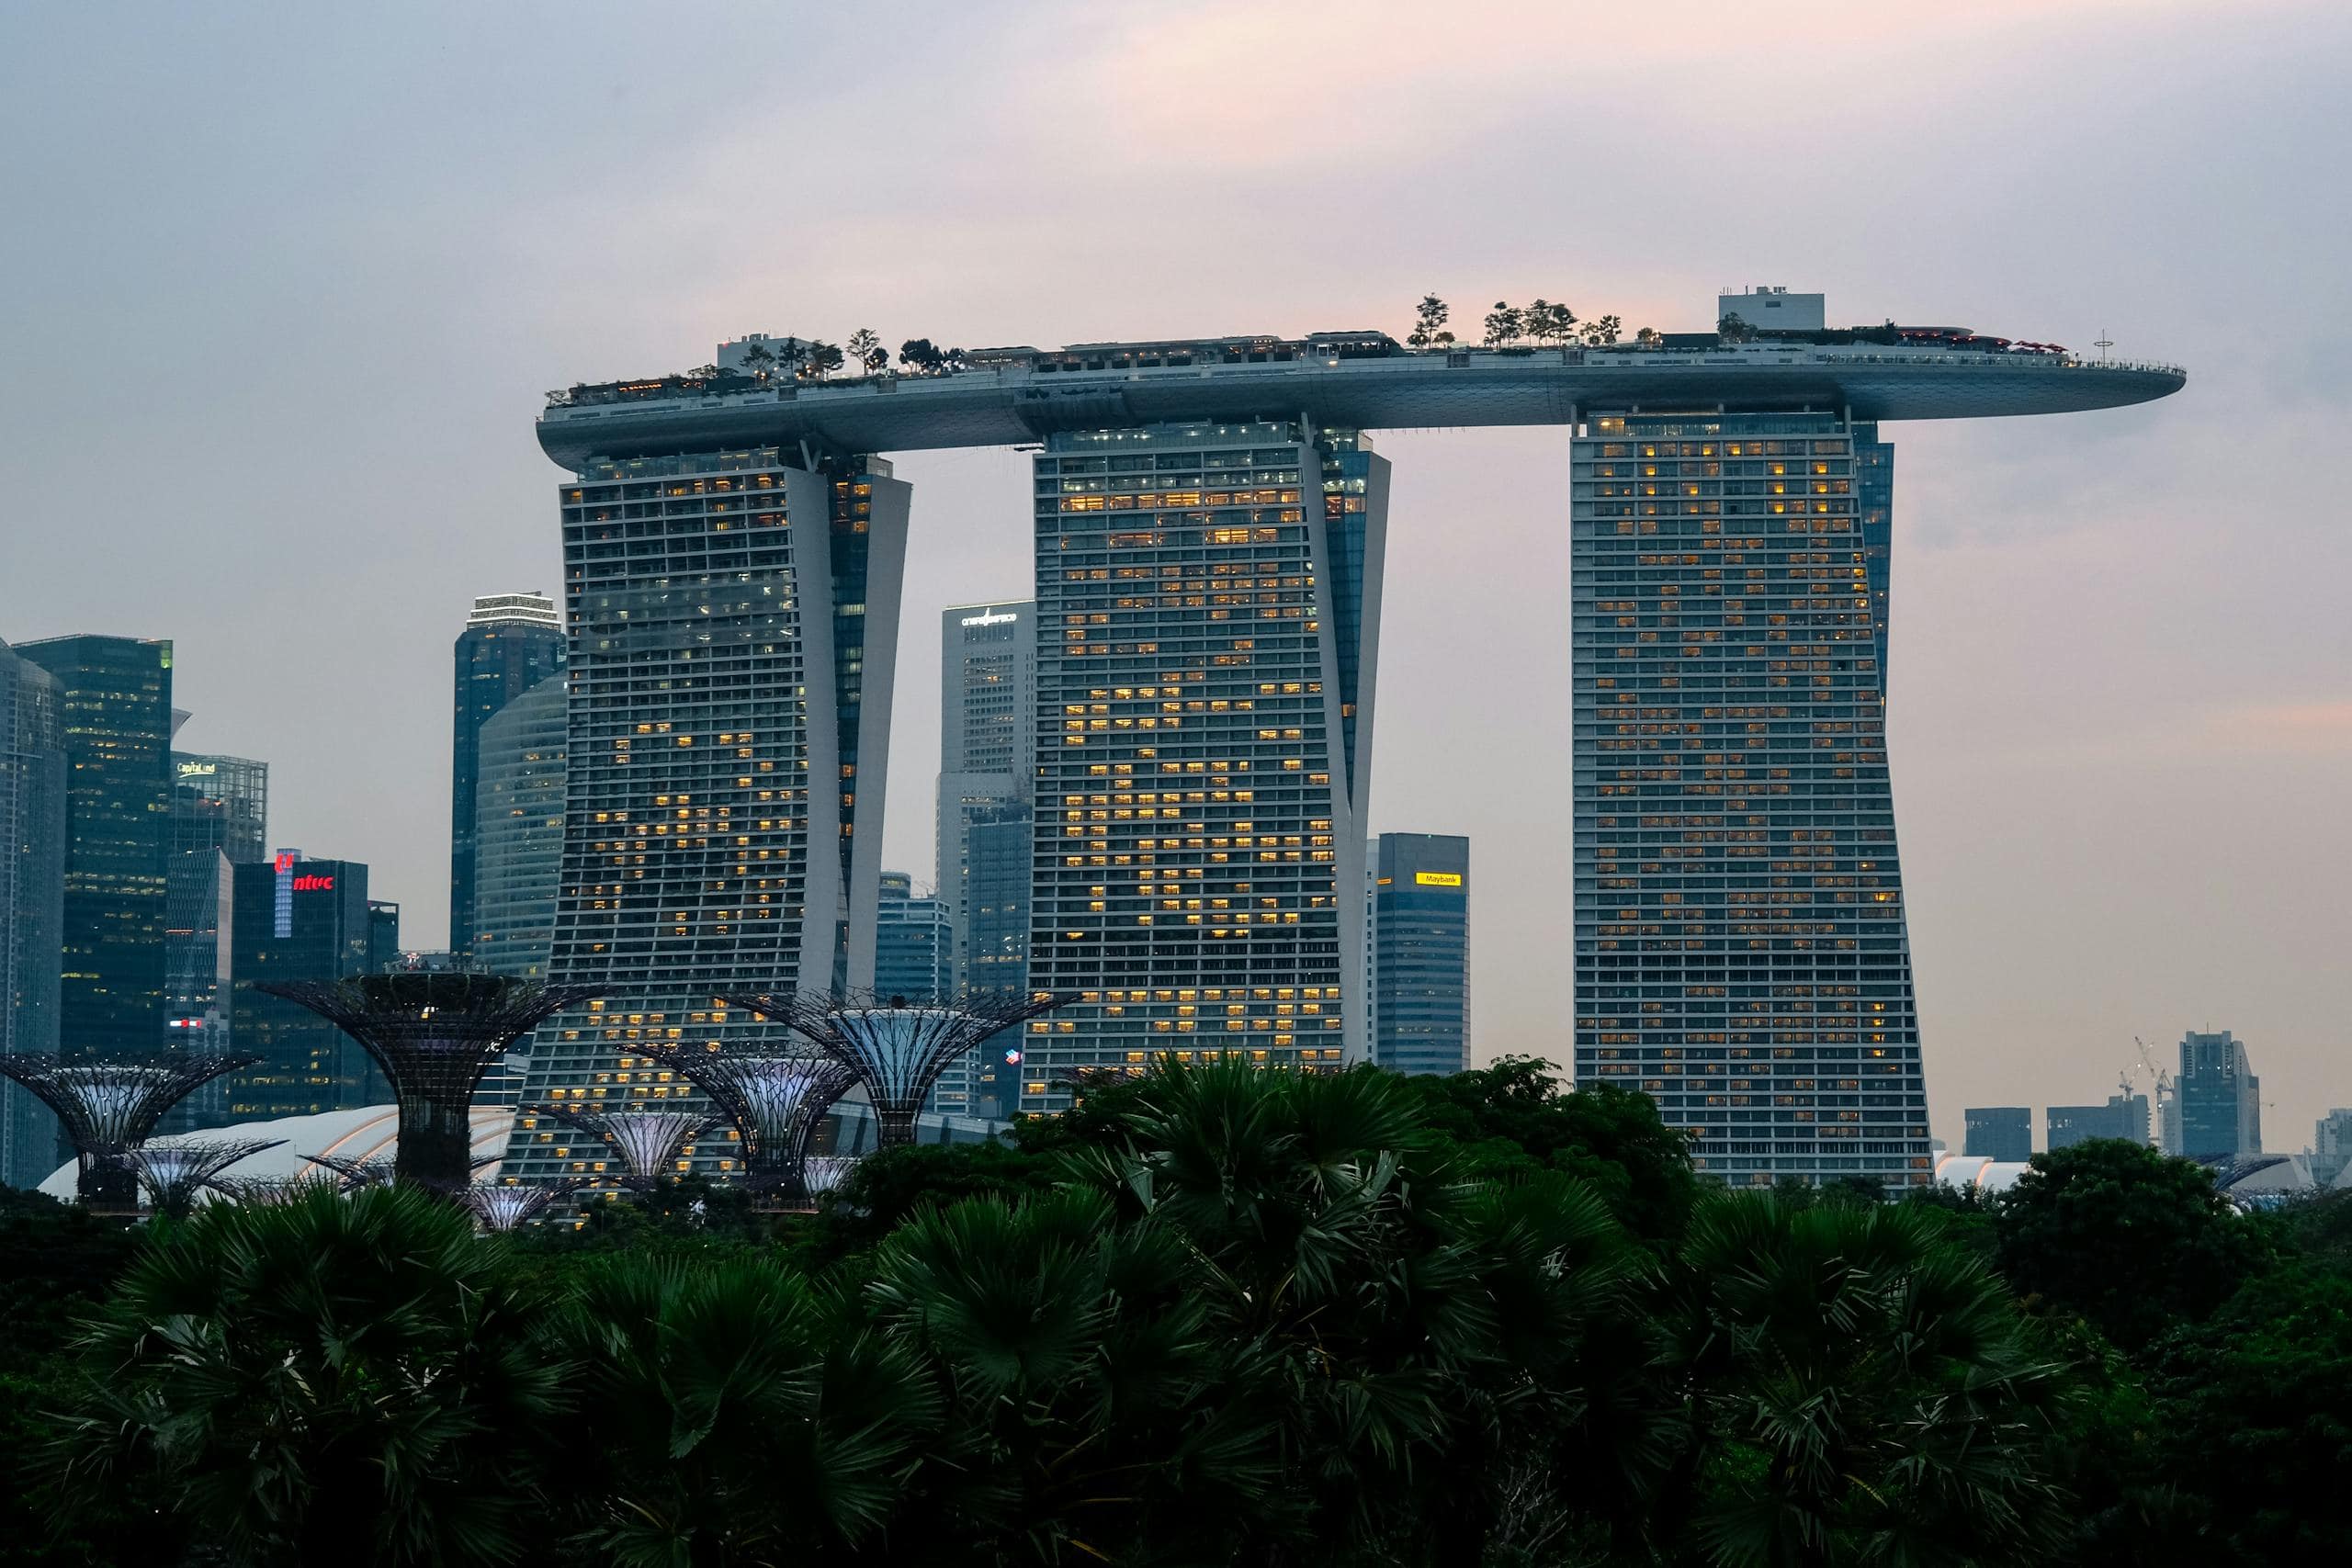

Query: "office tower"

xmin=1571 ymin=412 xmax=1935 ymax=1190
xmin=450 ymin=592 xmax=565 ymax=959
xmin=501 ymin=422 xmax=910 ymax=1182
xmin=875 ymin=871 xmax=963 ymax=1112
xmin=223 ymin=852 xmax=383 ymax=1121
xmin=2177 ymin=1029 xmax=2260 ymax=1158
xmin=469 ymin=674 xmax=566 ymax=979
xmin=14 ymin=636 xmax=174 ymax=1060
xmin=1 ymin=642 xmax=67 ymax=1188
xmin=2044 ymin=1091 xmax=2153 ymax=1151
xmin=1021 ymin=420 xmax=1386 ymax=1111
xmin=2312 ymin=1110 xmax=2352 ymax=1189
xmin=164 ymin=751 xmax=267 ymax=1044
xmin=1369 ymin=833 xmax=1471 ymax=1077
xmin=963 ymin=803 xmax=1033 ymax=1117
xmin=1962 ymin=1106 xmax=2031 ymax=1162
xmin=937 ymin=600 xmax=1036 ymax=988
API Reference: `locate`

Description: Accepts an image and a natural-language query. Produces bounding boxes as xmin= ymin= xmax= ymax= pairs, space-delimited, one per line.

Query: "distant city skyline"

xmin=3 ymin=2 xmax=2346 ymax=1148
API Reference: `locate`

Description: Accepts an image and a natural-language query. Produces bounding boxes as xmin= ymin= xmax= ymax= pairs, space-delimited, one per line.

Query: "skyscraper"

xmin=938 ymin=600 xmax=1036 ymax=989
xmin=450 ymin=592 xmax=564 ymax=959
xmin=2312 ymin=1110 xmax=2352 ymax=1190
xmin=500 ymin=424 xmax=910 ymax=1183
xmin=1571 ymin=411 xmax=1934 ymax=1190
xmin=164 ymin=751 xmax=267 ymax=1044
xmin=1962 ymin=1106 xmax=2031 ymax=1162
xmin=874 ymin=871 xmax=963 ymax=1112
xmin=224 ymin=851 xmax=385 ymax=1120
xmin=469 ymin=674 xmax=566 ymax=979
xmin=0 ymin=641 xmax=67 ymax=1188
xmin=2177 ymin=1029 xmax=2260 ymax=1159
xmin=16 ymin=636 xmax=175 ymax=1060
xmin=1369 ymin=833 xmax=1471 ymax=1077
xmin=2046 ymin=1092 xmax=2152 ymax=1151
xmin=1021 ymin=420 xmax=1386 ymax=1109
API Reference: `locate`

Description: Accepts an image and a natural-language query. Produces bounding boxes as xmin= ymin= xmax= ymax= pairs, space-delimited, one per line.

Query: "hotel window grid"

xmin=1021 ymin=421 xmax=1383 ymax=1111
xmin=1569 ymin=412 xmax=1932 ymax=1189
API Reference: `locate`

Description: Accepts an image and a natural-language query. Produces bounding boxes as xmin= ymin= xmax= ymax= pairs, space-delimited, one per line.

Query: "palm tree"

xmin=1654 ymin=1195 xmax=2071 ymax=1568
xmin=52 ymin=1184 xmax=565 ymax=1568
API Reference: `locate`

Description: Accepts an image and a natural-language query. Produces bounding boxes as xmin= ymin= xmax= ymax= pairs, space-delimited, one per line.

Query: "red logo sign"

xmin=291 ymin=874 xmax=335 ymax=892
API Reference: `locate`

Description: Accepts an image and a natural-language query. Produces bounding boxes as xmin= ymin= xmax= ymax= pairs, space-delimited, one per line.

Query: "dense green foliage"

xmin=2 ymin=1073 xmax=2346 ymax=1566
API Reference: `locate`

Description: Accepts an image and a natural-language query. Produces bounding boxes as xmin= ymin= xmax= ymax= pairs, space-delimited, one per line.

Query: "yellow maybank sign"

xmin=1414 ymin=872 xmax=1464 ymax=886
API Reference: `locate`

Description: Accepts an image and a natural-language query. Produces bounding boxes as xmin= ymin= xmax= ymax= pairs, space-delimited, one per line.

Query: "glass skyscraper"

xmin=450 ymin=592 xmax=565 ymax=960
xmin=2178 ymin=1029 xmax=2259 ymax=1159
xmin=164 ymin=751 xmax=267 ymax=1042
xmin=1370 ymin=833 xmax=1470 ymax=1077
xmin=1020 ymin=420 xmax=1386 ymax=1109
xmin=16 ymin=635 xmax=175 ymax=1061
xmin=224 ymin=852 xmax=387 ymax=1121
xmin=469 ymin=673 xmax=567 ymax=979
xmin=501 ymin=443 xmax=910 ymax=1184
xmin=1570 ymin=412 xmax=1932 ymax=1190
xmin=1 ymin=641 xmax=67 ymax=1188
xmin=937 ymin=599 xmax=1035 ymax=991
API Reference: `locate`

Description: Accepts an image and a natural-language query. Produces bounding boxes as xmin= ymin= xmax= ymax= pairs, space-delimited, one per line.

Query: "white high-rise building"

xmin=936 ymin=600 xmax=1035 ymax=989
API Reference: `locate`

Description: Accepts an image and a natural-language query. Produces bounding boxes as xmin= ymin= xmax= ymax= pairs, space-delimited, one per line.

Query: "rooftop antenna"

xmin=2094 ymin=329 xmax=2114 ymax=364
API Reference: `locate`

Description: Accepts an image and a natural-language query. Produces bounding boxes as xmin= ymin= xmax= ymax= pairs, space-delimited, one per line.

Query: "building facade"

xmin=14 ymin=636 xmax=175 ymax=1062
xmin=223 ymin=852 xmax=388 ymax=1122
xmin=1019 ymin=420 xmax=1387 ymax=1110
xmin=2045 ymin=1092 xmax=2152 ymax=1152
xmin=875 ymin=870 xmax=964 ymax=1112
xmin=501 ymin=445 xmax=910 ymax=1183
xmin=164 ymin=751 xmax=267 ymax=1044
xmin=2312 ymin=1110 xmax=2352 ymax=1190
xmin=469 ymin=674 xmax=567 ymax=979
xmin=2178 ymin=1029 xmax=2260 ymax=1159
xmin=1962 ymin=1106 xmax=2031 ymax=1162
xmin=937 ymin=600 xmax=1036 ymax=990
xmin=1369 ymin=833 xmax=1470 ymax=1077
xmin=1570 ymin=412 xmax=1934 ymax=1190
xmin=0 ymin=641 xmax=67 ymax=1188
xmin=450 ymin=592 xmax=565 ymax=959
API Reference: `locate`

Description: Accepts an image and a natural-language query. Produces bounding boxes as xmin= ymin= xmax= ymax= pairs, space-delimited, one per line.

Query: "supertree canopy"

xmin=0 ymin=1053 xmax=257 ymax=1205
xmin=526 ymin=1104 xmax=728 ymax=1190
xmin=210 ymin=1174 xmax=343 ymax=1206
xmin=253 ymin=974 xmax=600 ymax=1188
xmin=126 ymin=1139 xmax=286 ymax=1215
xmin=653 ymin=1046 xmax=854 ymax=1199
xmin=800 ymin=1154 xmax=861 ymax=1200
xmin=463 ymin=1180 xmax=582 ymax=1233
xmin=718 ymin=988 xmax=1076 ymax=1148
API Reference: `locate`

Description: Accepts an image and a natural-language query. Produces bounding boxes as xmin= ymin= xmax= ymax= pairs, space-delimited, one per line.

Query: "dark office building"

xmin=1962 ymin=1106 xmax=2031 ymax=1162
xmin=164 ymin=751 xmax=268 ymax=1043
xmin=1 ymin=641 xmax=68 ymax=1188
xmin=14 ymin=636 xmax=174 ymax=1060
xmin=1370 ymin=834 xmax=1471 ymax=1077
xmin=2178 ymin=1029 xmax=2260 ymax=1159
xmin=224 ymin=852 xmax=389 ymax=1122
xmin=2046 ymin=1092 xmax=2152 ymax=1152
xmin=449 ymin=592 xmax=564 ymax=958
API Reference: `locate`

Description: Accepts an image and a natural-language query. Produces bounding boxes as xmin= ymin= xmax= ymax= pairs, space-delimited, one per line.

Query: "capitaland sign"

xmin=960 ymin=609 xmax=1019 ymax=626
xmin=176 ymin=760 xmax=218 ymax=778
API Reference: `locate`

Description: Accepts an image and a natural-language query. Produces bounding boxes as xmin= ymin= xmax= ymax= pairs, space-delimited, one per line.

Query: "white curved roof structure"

xmin=1930 ymin=1153 xmax=2033 ymax=1193
xmin=39 ymin=1105 xmax=515 ymax=1201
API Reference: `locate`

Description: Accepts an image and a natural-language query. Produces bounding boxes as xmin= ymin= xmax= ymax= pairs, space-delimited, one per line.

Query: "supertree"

xmin=526 ymin=1103 xmax=729 ymax=1191
xmin=718 ymin=987 xmax=1076 ymax=1148
xmin=304 ymin=1151 xmax=502 ymax=1193
xmin=651 ymin=1046 xmax=855 ymax=1201
xmin=125 ymin=1139 xmax=285 ymax=1217
xmin=252 ymin=974 xmax=600 ymax=1188
xmin=800 ymin=1154 xmax=862 ymax=1201
xmin=463 ymin=1180 xmax=583 ymax=1233
xmin=0 ymin=1053 xmax=257 ymax=1206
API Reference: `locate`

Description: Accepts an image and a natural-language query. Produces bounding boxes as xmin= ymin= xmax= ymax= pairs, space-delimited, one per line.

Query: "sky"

xmin=2 ymin=0 xmax=2346 ymax=1151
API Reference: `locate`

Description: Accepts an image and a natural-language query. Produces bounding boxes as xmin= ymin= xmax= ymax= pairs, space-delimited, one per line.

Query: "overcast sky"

xmin=3 ymin=1 xmax=2345 ymax=1150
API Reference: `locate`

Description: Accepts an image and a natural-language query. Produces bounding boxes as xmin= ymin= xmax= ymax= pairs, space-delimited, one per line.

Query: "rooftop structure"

xmin=35 ymin=1101 xmax=517 ymax=1199
xmin=538 ymin=329 xmax=2182 ymax=468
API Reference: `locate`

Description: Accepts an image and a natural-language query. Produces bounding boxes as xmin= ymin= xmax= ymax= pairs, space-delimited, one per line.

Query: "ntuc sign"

xmin=291 ymin=874 xmax=336 ymax=892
